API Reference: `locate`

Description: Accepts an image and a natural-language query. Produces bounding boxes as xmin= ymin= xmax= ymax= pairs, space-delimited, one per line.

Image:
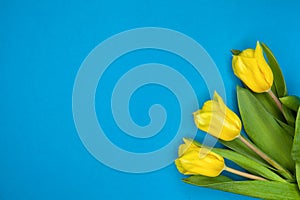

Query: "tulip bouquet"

xmin=175 ymin=42 xmax=300 ymax=199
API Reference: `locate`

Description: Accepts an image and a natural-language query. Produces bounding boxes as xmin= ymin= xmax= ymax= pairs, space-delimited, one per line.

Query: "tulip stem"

xmin=238 ymin=135 xmax=294 ymax=180
xmin=239 ymin=136 xmax=275 ymax=166
xmin=267 ymin=90 xmax=283 ymax=113
xmin=224 ymin=166 xmax=266 ymax=181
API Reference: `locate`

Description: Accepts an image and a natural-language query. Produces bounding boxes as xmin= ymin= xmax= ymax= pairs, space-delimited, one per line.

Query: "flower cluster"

xmin=175 ymin=42 xmax=300 ymax=199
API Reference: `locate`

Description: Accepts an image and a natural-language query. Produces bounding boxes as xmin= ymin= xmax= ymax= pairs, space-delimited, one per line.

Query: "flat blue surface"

xmin=1 ymin=0 xmax=300 ymax=199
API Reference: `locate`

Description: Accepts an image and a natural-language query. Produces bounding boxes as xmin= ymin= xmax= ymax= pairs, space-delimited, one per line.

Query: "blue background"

xmin=1 ymin=0 xmax=300 ymax=199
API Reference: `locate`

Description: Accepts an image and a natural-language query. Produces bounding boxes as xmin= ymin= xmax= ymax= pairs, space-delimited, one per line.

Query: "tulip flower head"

xmin=232 ymin=41 xmax=274 ymax=93
xmin=175 ymin=139 xmax=268 ymax=181
xmin=193 ymin=92 xmax=242 ymax=141
xmin=175 ymin=139 xmax=225 ymax=177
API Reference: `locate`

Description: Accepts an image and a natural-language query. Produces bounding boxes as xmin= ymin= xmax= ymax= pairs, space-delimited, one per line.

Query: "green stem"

xmin=238 ymin=135 xmax=294 ymax=180
xmin=267 ymin=90 xmax=283 ymax=113
xmin=224 ymin=166 xmax=266 ymax=181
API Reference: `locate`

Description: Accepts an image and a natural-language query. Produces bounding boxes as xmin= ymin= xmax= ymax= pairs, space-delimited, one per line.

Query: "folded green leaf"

xmin=237 ymin=86 xmax=294 ymax=171
xmin=212 ymin=148 xmax=286 ymax=182
xmin=281 ymin=96 xmax=300 ymax=112
xmin=184 ymin=176 xmax=300 ymax=200
xmin=276 ymin=118 xmax=295 ymax=137
xmin=261 ymin=42 xmax=287 ymax=97
xmin=292 ymin=108 xmax=300 ymax=162
xmin=283 ymin=105 xmax=296 ymax=126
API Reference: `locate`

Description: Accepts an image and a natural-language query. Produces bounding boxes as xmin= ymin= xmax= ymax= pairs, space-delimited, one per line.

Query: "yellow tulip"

xmin=193 ymin=92 xmax=241 ymax=141
xmin=175 ymin=139 xmax=225 ymax=176
xmin=232 ymin=41 xmax=273 ymax=93
xmin=175 ymin=139 xmax=267 ymax=180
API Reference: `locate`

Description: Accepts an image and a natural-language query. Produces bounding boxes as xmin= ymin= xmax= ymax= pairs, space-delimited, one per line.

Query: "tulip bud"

xmin=232 ymin=41 xmax=274 ymax=93
xmin=193 ymin=92 xmax=241 ymax=141
xmin=175 ymin=140 xmax=225 ymax=177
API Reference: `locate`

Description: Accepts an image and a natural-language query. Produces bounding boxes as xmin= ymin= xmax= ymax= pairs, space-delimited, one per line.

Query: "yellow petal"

xmin=213 ymin=91 xmax=226 ymax=113
xmin=194 ymin=92 xmax=241 ymax=141
xmin=234 ymin=56 xmax=269 ymax=92
xmin=178 ymin=138 xmax=198 ymax=156
xmin=255 ymin=41 xmax=273 ymax=89
xmin=175 ymin=146 xmax=225 ymax=177
xmin=232 ymin=42 xmax=274 ymax=93
xmin=240 ymin=48 xmax=255 ymax=57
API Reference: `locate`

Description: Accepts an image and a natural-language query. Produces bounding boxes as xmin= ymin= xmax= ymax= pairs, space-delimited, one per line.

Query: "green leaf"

xmin=190 ymin=137 xmax=272 ymax=170
xmin=292 ymin=108 xmax=300 ymax=162
xmin=231 ymin=49 xmax=241 ymax=55
xmin=276 ymin=118 xmax=295 ymax=137
xmin=281 ymin=96 xmax=300 ymax=112
xmin=184 ymin=176 xmax=300 ymax=200
xmin=296 ymin=163 xmax=300 ymax=190
xmin=237 ymin=86 xmax=294 ymax=171
xmin=253 ymin=92 xmax=284 ymax=121
xmin=293 ymin=108 xmax=300 ymax=189
xmin=220 ymin=138 xmax=273 ymax=170
xmin=191 ymin=139 xmax=284 ymax=181
xmin=261 ymin=42 xmax=287 ymax=97
xmin=212 ymin=148 xmax=286 ymax=182
xmin=183 ymin=175 xmax=232 ymax=185
xmin=283 ymin=105 xmax=296 ymax=126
